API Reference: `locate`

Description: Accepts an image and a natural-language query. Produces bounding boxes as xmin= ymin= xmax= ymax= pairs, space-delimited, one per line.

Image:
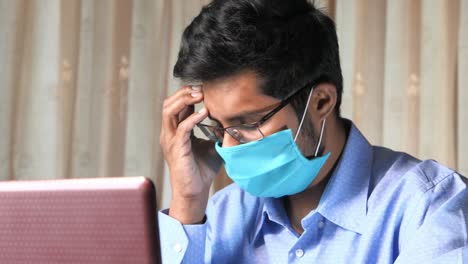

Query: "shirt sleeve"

xmin=395 ymin=173 xmax=468 ymax=263
xmin=158 ymin=209 xmax=207 ymax=264
xmin=430 ymin=246 xmax=468 ymax=263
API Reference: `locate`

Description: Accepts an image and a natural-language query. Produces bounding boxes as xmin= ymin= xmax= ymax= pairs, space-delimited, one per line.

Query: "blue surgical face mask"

xmin=215 ymin=88 xmax=331 ymax=198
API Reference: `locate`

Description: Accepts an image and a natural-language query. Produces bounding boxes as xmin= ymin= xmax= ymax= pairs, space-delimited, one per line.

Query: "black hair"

xmin=173 ymin=0 xmax=343 ymax=118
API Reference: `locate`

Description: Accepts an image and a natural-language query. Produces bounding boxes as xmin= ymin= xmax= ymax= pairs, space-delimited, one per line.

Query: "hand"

xmin=160 ymin=85 xmax=222 ymax=224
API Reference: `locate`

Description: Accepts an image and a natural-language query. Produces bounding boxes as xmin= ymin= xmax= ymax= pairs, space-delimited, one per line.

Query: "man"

xmin=159 ymin=0 xmax=468 ymax=263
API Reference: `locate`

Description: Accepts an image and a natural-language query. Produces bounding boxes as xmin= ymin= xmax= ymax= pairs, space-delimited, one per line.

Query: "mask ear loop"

xmin=294 ymin=87 xmax=314 ymax=142
xmin=314 ymin=119 xmax=326 ymax=157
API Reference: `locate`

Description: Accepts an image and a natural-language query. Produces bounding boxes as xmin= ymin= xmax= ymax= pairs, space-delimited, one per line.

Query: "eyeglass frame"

xmin=196 ymin=82 xmax=315 ymax=143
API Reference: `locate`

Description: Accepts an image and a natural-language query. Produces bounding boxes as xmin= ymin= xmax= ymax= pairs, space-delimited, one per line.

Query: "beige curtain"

xmin=0 ymin=0 xmax=466 ymax=209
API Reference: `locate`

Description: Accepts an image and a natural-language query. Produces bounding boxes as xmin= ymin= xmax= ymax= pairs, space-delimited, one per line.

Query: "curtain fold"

xmin=0 ymin=0 xmax=466 ymax=209
xmin=458 ymin=0 xmax=468 ymax=176
xmin=14 ymin=0 xmax=61 ymax=180
xmin=0 ymin=0 xmax=23 ymax=180
xmin=382 ymin=0 xmax=421 ymax=154
xmin=419 ymin=0 xmax=459 ymax=169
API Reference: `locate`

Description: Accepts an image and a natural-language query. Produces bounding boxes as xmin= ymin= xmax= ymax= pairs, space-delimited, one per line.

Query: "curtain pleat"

xmin=419 ymin=0 xmax=459 ymax=169
xmin=13 ymin=0 xmax=61 ymax=180
xmin=382 ymin=0 xmax=421 ymax=154
xmin=335 ymin=0 xmax=357 ymax=119
xmin=0 ymin=0 xmax=24 ymax=180
xmin=458 ymin=0 xmax=468 ymax=176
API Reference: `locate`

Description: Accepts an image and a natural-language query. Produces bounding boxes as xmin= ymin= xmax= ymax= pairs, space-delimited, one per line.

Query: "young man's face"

xmin=201 ymin=71 xmax=317 ymax=157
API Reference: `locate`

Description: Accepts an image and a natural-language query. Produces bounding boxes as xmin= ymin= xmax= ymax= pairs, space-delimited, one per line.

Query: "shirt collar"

xmin=315 ymin=120 xmax=372 ymax=234
xmin=252 ymin=120 xmax=372 ymax=241
xmin=251 ymin=198 xmax=287 ymax=243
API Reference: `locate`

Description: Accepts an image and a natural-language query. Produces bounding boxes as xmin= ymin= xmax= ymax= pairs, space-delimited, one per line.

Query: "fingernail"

xmin=191 ymin=92 xmax=201 ymax=97
xmin=198 ymin=107 xmax=207 ymax=114
xmin=191 ymin=85 xmax=202 ymax=91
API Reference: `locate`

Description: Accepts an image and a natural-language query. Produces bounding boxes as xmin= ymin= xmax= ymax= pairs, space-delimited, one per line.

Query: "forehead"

xmin=202 ymin=72 xmax=280 ymax=121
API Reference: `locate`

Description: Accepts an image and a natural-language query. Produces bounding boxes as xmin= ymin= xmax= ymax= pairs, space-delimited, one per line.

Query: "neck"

xmin=283 ymin=174 xmax=331 ymax=235
xmin=284 ymin=117 xmax=348 ymax=235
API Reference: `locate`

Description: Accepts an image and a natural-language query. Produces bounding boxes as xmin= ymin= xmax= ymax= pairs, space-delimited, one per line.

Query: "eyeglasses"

xmin=196 ymin=82 xmax=313 ymax=144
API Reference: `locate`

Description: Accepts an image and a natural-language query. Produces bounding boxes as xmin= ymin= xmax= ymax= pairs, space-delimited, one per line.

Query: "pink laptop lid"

xmin=0 ymin=176 xmax=161 ymax=264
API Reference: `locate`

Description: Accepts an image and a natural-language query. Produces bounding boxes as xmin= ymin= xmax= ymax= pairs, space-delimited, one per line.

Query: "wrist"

xmin=169 ymin=195 xmax=208 ymax=224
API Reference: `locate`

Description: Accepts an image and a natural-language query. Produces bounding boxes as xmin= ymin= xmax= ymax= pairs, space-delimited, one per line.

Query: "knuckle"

xmin=178 ymin=121 xmax=190 ymax=132
xmin=162 ymin=107 xmax=171 ymax=116
xmin=182 ymin=90 xmax=192 ymax=99
xmin=176 ymin=86 xmax=190 ymax=97
xmin=163 ymin=99 xmax=170 ymax=108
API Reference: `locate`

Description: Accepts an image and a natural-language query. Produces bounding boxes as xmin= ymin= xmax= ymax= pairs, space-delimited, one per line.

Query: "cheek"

xmin=283 ymin=107 xmax=300 ymax=134
xmin=259 ymin=106 xmax=300 ymax=136
xmin=295 ymin=120 xmax=318 ymax=157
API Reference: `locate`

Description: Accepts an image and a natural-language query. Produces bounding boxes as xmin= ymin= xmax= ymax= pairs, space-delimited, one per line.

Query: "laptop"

xmin=0 ymin=176 xmax=161 ymax=264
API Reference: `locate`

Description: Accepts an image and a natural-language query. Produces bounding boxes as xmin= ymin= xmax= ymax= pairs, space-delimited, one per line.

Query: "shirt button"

xmin=173 ymin=243 xmax=183 ymax=253
xmin=318 ymin=220 xmax=325 ymax=229
xmin=295 ymin=249 xmax=304 ymax=258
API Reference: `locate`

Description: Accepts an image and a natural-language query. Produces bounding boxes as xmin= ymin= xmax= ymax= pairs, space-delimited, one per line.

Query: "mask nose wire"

xmin=294 ymin=87 xmax=314 ymax=142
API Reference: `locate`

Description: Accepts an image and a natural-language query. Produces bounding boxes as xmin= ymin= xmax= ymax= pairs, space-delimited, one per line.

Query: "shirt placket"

xmin=287 ymin=213 xmax=326 ymax=263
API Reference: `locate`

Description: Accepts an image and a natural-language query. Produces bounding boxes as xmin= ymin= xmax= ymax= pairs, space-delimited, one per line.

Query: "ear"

xmin=309 ymin=83 xmax=337 ymax=120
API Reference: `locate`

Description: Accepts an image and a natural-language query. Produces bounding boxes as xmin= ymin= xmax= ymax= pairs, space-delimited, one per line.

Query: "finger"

xmin=178 ymin=104 xmax=195 ymax=124
xmin=163 ymin=86 xmax=203 ymax=120
xmin=164 ymin=85 xmax=202 ymax=108
xmin=175 ymin=107 xmax=209 ymax=145
xmin=162 ymin=88 xmax=204 ymax=136
xmin=165 ymin=92 xmax=203 ymax=129
xmin=163 ymin=85 xmax=191 ymax=107
xmin=180 ymin=104 xmax=195 ymax=139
